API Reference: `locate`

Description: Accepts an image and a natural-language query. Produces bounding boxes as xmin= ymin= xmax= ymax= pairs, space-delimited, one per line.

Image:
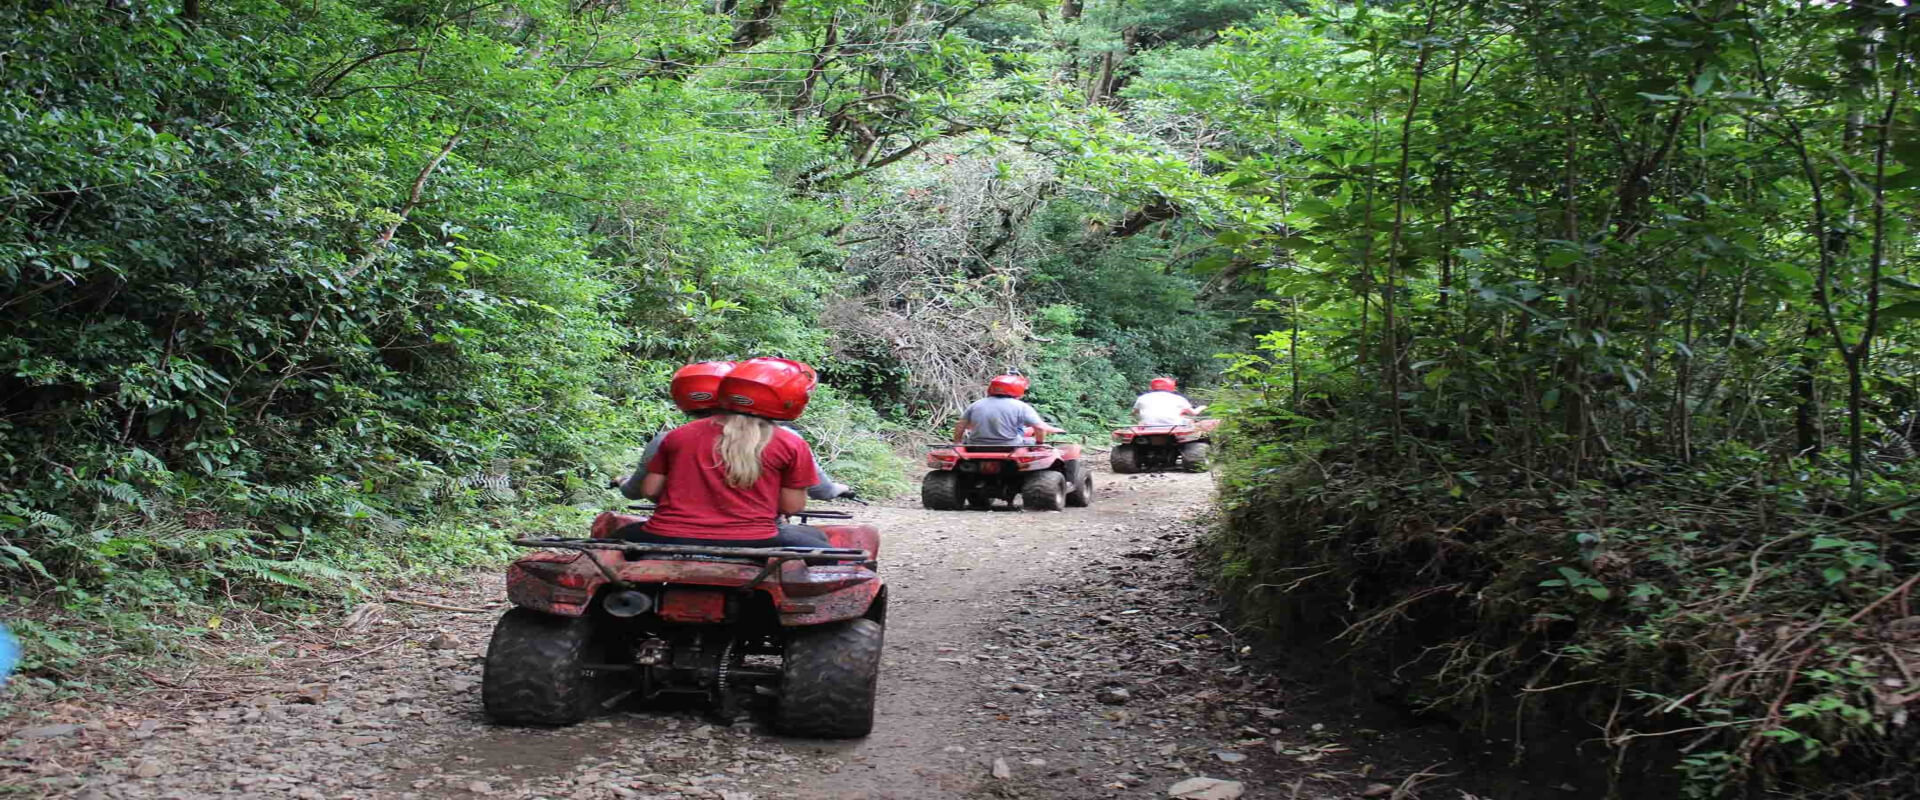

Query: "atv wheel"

xmin=1065 ymin=467 xmax=1093 ymax=508
xmin=777 ymin=619 xmax=884 ymax=738
xmin=1110 ymin=444 xmax=1140 ymax=474
xmin=482 ymin=608 xmax=606 ymax=726
xmin=921 ymin=471 xmax=962 ymax=510
xmin=1021 ymin=470 xmax=1068 ymax=511
xmin=1180 ymin=442 xmax=1211 ymax=472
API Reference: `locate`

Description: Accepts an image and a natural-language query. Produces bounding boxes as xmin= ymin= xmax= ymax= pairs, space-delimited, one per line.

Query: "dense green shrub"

xmin=0 ymin=0 xmax=903 ymax=668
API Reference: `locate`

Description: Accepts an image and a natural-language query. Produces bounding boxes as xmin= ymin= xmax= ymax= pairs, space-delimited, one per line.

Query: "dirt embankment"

xmin=3 ymin=468 xmax=1509 ymax=799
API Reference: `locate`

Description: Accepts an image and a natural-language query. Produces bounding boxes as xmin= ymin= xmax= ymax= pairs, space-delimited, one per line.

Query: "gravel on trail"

xmin=2 ymin=466 xmax=1487 ymax=800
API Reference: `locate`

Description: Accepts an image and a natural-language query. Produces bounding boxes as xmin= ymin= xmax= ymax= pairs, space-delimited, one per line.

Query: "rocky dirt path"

xmin=3 ymin=467 xmax=1493 ymax=800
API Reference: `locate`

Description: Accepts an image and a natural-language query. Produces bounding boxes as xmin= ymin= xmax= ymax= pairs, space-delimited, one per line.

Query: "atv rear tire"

xmin=921 ymin=471 xmax=962 ymax=510
xmin=482 ymin=608 xmax=605 ymax=726
xmin=1021 ymin=470 xmax=1068 ymax=511
xmin=1065 ymin=467 xmax=1093 ymax=507
xmin=1110 ymin=444 xmax=1140 ymax=474
xmin=1180 ymin=442 xmax=1211 ymax=472
xmin=777 ymin=619 xmax=884 ymax=738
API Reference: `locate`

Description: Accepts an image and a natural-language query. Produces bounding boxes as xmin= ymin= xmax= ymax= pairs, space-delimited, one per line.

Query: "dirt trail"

xmin=6 ymin=467 xmax=1498 ymax=800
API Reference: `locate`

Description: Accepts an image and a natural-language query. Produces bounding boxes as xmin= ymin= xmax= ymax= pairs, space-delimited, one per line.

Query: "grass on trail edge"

xmin=1208 ymin=436 xmax=1920 ymax=799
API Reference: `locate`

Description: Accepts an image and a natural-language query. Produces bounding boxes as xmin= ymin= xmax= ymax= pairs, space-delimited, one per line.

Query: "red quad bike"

xmin=482 ymin=507 xmax=885 ymax=738
xmin=1110 ymin=418 xmax=1219 ymax=474
xmin=920 ymin=442 xmax=1093 ymax=511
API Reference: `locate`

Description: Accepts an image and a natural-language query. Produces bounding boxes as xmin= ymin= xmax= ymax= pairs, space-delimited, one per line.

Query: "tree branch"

xmin=344 ymin=119 xmax=468 ymax=281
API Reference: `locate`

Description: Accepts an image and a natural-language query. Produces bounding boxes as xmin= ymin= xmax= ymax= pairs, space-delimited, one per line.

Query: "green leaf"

xmin=1691 ymin=67 xmax=1718 ymax=96
xmin=1878 ymin=301 xmax=1920 ymax=320
xmin=1585 ymin=586 xmax=1611 ymax=601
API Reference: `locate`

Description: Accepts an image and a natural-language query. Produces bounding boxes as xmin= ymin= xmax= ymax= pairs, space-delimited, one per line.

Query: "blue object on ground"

xmin=0 ymin=624 xmax=18 ymax=682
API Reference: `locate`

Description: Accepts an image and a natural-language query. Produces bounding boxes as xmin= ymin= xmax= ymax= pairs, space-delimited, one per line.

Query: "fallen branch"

xmin=317 ymin=634 xmax=411 ymax=666
xmin=1847 ymin=571 xmax=1920 ymax=625
xmin=383 ymin=594 xmax=488 ymax=613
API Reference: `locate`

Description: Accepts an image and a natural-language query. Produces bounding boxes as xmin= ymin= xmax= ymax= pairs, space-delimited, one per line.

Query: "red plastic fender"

xmin=821 ymin=524 xmax=881 ymax=561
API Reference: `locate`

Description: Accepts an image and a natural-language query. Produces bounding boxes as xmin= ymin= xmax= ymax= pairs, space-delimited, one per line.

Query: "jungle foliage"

xmin=1151 ymin=1 xmax=1920 ymax=796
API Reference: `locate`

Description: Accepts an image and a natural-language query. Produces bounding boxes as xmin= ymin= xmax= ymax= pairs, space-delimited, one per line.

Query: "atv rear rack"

xmin=510 ymin=537 xmax=874 ymax=591
xmin=511 ymin=537 xmax=869 ymax=561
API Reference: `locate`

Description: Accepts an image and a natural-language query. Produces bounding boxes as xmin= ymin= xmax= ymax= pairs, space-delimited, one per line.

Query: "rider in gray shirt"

xmin=953 ymin=374 xmax=1062 ymax=445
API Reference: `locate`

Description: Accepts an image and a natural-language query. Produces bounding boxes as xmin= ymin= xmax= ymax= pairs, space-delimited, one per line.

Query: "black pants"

xmin=616 ymin=522 xmax=830 ymax=549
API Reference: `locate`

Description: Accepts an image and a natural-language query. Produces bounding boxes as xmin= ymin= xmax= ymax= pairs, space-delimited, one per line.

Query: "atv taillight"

xmin=927 ymin=450 xmax=959 ymax=467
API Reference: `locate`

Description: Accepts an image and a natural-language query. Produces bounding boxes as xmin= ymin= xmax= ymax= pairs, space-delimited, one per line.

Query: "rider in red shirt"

xmin=624 ymin=358 xmax=831 ymax=548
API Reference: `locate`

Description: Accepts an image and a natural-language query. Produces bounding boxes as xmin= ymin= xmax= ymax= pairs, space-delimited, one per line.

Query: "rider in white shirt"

xmin=1132 ymin=377 xmax=1205 ymax=426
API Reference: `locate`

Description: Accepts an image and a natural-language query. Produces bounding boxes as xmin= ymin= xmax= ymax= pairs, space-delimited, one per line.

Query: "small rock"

xmin=1361 ymin=784 xmax=1396 ymax=798
xmin=1168 ymin=777 xmax=1244 ymax=800
xmin=132 ymin=760 xmax=164 ymax=779
xmin=1096 ymin=687 xmax=1131 ymax=705
xmin=691 ymin=725 xmax=714 ymax=739
xmin=17 ymin=724 xmax=81 ymax=739
xmin=1009 ymin=683 xmax=1043 ymax=693
xmin=991 ymin=758 xmax=1012 ymax=780
xmin=466 ymin=780 xmax=494 ymax=794
xmin=942 ymin=746 xmax=967 ymax=753
xmin=429 ymin=631 xmax=462 ymax=650
xmin=1213 ymin=751 xmax=1246 ymax=764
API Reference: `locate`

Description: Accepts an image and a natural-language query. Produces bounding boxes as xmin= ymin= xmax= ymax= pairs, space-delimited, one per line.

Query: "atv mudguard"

xmin=509 ymin=513 xmax=882 ymax=626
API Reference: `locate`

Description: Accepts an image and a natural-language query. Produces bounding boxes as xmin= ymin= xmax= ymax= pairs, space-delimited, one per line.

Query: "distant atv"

xmin=1110 ymin=418 xmax=1218 ymax=473
xmin=921 ymin=443 xmax=1092 ymax=511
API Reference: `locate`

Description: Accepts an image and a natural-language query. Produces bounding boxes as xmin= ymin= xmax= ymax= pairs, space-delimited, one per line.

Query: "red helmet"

xmin=718 ymin=357 xmax=817 ymax=421
xmin=987 ymin=374 xmax=1030 ymax=398
xmin=1149 ymin=377 xmax=1178 ymax=392
xmin=669 ymin=361 xmax=736 ymax=412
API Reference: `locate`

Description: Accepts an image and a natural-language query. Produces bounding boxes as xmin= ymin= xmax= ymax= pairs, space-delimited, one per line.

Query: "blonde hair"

xmin=713 ymin=413 xmax=777 ymax=488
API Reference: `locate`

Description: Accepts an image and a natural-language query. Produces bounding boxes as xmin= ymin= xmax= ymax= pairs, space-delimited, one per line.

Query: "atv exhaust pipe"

xmin=603 ymin=589 xmax=653 ymax=618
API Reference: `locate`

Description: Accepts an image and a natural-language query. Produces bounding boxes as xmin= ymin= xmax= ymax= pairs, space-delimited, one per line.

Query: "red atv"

xmin=920 ymin=442 xmax=1092 ymax=511
xmin=1110 ymin=418 xmax=1218 ymax=473
xmin=482 ymin=508 xmax=884 ymax=738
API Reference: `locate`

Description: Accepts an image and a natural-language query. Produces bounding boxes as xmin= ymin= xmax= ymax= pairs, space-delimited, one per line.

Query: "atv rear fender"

xmin=507 ymin=521 xmax=882 ymax=626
